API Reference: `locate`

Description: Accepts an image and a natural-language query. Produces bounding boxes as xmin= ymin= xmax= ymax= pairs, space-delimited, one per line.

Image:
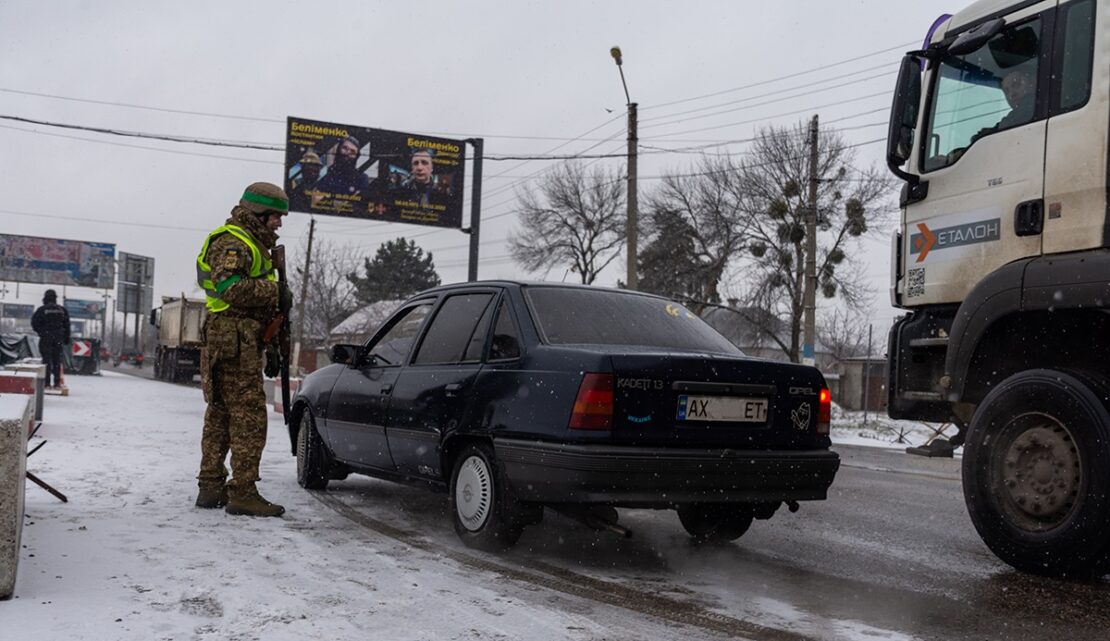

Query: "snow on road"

xmin=8 ymin=373 xmax=753 ymax=641
xmin=5 ymin=371 xmax=925 ymax=641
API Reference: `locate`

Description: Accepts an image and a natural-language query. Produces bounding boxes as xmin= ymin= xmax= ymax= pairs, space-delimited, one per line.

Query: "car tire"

xmin=296 ymin=408 xmax=329 ymax=490
xmin=963 ymin=369 xmax=1110 ymax=578
xmin=449 ymin=443 xmax=523 ymax=552
xmin=677 ymin=504 xmax=755 ymax=543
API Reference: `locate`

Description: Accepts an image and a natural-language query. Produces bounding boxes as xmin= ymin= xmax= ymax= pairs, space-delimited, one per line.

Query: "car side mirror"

xmin=330 ymin=344 xmax=360 ymax=366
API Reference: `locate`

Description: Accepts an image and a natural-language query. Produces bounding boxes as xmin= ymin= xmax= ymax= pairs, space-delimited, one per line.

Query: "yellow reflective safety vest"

xmin=195 ymin=225 xmax=276 ymax=313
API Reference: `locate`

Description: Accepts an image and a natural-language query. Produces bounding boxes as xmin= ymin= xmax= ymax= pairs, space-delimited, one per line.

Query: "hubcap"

xmin=995 ymin=417 xmax=1081 ymax=530
xmin=455 ymin=455 xmax=492 ymax=531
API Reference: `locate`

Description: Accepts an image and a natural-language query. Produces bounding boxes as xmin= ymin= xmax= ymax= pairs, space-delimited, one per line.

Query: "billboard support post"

xmin=466 ymin=138 xmax=484 ymax=282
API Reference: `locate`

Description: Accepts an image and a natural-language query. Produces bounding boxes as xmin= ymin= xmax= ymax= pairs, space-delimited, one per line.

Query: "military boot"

xmin=195 ymin=483 xmax=228 ymax=509
xmin=225 ymin=484 xmax=285 ymax=517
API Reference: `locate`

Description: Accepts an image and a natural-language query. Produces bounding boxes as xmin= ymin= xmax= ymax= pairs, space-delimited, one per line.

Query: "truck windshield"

xmin=525 ymin=287 xmax=742 ymax=354
xmin=922 ymin=18 xmax=1041 ymax=172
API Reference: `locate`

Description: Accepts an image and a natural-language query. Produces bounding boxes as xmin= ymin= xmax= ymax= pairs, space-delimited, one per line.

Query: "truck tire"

xmin=963 ymin=369 xmax=1110 ymax=578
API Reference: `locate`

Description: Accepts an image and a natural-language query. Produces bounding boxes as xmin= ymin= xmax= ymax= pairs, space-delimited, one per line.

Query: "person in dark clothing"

xmin=31 ymin=289 xmax=70 ymax=388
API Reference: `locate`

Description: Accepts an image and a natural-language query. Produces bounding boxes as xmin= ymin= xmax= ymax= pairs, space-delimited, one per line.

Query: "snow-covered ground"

xmin=6 ymin=372 xmax=933 ymax=640
xmin=830 ymin=403 xmax=960 ymax=455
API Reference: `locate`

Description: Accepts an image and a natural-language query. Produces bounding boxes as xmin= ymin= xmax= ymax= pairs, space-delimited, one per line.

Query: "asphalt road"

xmin=119 ymin=369 xmax=1110 ymax=640
xmin=313 ymin=445 xmax=1110 ymax=641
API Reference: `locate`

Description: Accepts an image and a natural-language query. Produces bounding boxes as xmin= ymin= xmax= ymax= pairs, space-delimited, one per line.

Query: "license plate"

xmin=677 ymin=395 xmax=769 ymax=423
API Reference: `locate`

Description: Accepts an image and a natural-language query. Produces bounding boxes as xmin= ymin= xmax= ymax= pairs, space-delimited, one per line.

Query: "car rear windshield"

xmin=524 ymin=287 xmax=741 ymax=354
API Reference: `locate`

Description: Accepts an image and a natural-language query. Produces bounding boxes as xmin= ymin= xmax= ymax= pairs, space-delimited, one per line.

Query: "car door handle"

xmin=445 ymin=383 xmax=462 ymax=397
xmin=380 ymin=384 xmax=393 ymax=395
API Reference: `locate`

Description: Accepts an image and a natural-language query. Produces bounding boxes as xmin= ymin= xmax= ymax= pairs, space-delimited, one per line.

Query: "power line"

xmin=640 ymin=64 xmax=895 ymax=125
xmin=0 ymin=208 xmax=211 ymax=233
xmin=0 ymin=123 xmax=282 ymax=165
xmin=643 ymin=40 xmax=915 ymax=111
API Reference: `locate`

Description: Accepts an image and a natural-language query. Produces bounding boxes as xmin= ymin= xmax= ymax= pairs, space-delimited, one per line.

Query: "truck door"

xmin=1043 ymin=0 xmax=1105 ymax=254
xmin=903 ymin=3 xmax=1053 ymax=306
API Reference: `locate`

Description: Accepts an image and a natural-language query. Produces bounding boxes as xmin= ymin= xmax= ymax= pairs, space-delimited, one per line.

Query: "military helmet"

xmin=239 ymin=182 xmax=289 ymax=215
xmin=299 ymin=151 xmax=322 ymax=166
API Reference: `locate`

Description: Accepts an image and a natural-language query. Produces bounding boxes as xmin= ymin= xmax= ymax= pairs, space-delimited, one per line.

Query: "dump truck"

xmin=151 ymin=296 xmax=206 ymax=383
xmin=885 ymin=0 xmax=1107 ymax=577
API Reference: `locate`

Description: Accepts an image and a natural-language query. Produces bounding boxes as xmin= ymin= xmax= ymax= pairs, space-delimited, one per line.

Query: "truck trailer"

xmin=151 ymin=296 xmax=206 ymax=383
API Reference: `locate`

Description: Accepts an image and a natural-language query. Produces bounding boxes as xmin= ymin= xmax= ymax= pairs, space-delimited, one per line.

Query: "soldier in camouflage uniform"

xmin=194 ymin=182 xmax=293 ymax=517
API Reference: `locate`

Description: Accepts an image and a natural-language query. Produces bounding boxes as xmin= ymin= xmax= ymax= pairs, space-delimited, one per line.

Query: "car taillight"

xmin=817 ymin=388 xmax=831 ymax=435
xmin=569 ymin=373 xmax=614 ymax=430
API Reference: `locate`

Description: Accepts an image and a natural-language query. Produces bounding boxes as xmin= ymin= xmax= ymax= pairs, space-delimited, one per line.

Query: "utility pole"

xmin=466 ymin=138 xmax=484 ymax=282
xmin=626 ymin=102 xmax=638 ymax=290
xmin=294 ymin=216 xmax=316 ymax=373
xmin=802 ymin=114 xmax=819 ymax=367
xmin=610 ymin=46 xmax=638 ymax=290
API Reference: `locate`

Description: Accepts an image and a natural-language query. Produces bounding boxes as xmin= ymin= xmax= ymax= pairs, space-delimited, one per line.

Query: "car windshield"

xmin=524 ymin=287 xmax=741 ymax=354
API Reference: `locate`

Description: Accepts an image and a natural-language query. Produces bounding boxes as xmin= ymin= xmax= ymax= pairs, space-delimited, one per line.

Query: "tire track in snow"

xmin=312 ymin=491 xmax=815 ymax=641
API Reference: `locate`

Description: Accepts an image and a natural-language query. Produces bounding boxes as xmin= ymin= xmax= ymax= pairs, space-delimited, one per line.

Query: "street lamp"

xmin=610 ymin=46 xmax=638 ymax=290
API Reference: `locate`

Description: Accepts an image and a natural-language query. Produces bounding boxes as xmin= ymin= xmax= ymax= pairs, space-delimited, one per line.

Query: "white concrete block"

xmin=0 ymin=394 xmax=31 ymax=599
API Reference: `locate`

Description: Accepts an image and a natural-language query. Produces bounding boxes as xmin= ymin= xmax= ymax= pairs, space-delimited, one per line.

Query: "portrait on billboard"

xmin=285 ymin=117 xmax=465 ymax=229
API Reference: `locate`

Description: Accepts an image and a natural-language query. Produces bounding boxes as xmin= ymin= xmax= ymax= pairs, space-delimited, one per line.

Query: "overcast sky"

xmin=0 ymin=0 xmax=948 ymax=338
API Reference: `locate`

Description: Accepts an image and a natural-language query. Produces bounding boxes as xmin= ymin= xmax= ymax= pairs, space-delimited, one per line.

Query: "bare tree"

xmin=817 ymin=307 xmax=874 ymax=361
xmin=509 ymin=161 xmax=626 ymax=284
xmin=287 ymin=238 xmax=362 ymax=349
xmin=640 ymin=155 xmax=753 ymax=305
xmin=733 ymin=120 xmax=893 ymax=362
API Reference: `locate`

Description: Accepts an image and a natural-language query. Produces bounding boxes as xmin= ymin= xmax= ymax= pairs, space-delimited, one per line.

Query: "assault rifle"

xmin=263 ymin=245 xmax=291 ymax=423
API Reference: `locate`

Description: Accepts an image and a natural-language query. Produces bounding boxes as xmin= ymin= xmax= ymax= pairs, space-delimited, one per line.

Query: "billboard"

xmin=0 ymin=233 xmax=115 ymax=288
xmin=0 ymin=303 xmax=34 ymax=319
xmin=285 ymin=116 xmax=466 ymax=228
xmin=116 ymin=252 xmax=155 ymax=314
xmin=64 ymin=298 xmax=105 ymax=320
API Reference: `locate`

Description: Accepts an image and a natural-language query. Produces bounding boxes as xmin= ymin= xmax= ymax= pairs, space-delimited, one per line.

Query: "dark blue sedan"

xmin=289 ymin=281 xmax=839 ymax=551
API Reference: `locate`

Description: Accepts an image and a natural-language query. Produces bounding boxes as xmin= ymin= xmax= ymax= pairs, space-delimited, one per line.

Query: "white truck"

xmin=885 ymin=0 xmax=1107 ymax=576
xmin=150 ymin=296 xmax=206 ymax=383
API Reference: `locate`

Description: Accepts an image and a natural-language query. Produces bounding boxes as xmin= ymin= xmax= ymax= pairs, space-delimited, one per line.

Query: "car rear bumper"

xmin=493 ymin=439 xmax=840 ymax=507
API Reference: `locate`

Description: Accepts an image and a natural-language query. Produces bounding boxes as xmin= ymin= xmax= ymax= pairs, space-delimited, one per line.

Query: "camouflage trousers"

xmin=197 ymin=315 xmax=268 ymax=490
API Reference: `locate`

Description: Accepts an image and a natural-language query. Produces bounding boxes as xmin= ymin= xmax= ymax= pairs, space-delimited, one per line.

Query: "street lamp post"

xmin=610 ymin=46 xmax=638 ymax=290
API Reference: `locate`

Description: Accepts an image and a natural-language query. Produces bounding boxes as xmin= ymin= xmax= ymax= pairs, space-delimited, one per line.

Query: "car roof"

xmin=405 ymin=280 xmax=672 ymax=302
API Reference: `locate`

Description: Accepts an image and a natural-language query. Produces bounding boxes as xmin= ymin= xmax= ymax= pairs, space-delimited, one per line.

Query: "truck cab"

xmin=886 ymin=0 xmax=1110 ymax=577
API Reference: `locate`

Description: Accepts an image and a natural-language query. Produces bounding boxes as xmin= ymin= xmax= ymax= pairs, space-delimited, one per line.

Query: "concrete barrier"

xmin=0 ymin=371 xmax=41 ymax=434
xmin=2 ymin=363 xmax=45 ymax=422
xmin=0 ymin=394 xmax=32 ymax=599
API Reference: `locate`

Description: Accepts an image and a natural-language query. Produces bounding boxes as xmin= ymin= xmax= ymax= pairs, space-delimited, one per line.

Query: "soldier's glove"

xmin=264 ymin=347 xmax=281 ymax=378
xmin=278 ymin=283 xmax=294 ymax=314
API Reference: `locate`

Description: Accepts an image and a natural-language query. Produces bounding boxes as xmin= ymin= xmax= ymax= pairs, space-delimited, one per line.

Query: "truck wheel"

xmin=677 ymin=504 xmax=754 ymax=543
xmin=295 ymin=409 xmax=329 ymax=490
xmin=449 ymin=443 xmax=522 ymax=552
xmin=153 ymin=352 xmax=162 ymax=379
xmin=963 ymin=369 xmax=1110 ymax=578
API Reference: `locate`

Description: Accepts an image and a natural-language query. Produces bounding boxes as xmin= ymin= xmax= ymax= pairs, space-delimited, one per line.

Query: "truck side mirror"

xmin=886 ymin=54 xmax=922 ymax=183
xmin=149 ymin=309 xmax=158 ymax=327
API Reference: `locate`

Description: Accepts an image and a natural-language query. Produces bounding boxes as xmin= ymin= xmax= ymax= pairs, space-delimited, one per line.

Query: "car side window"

xmin=365 ymin=303 xmax=433 ymax=367
xmin=488 ymin=300 xmax=521 ymax=361
xmin=413 ymin=293 xmax=495 ymax=365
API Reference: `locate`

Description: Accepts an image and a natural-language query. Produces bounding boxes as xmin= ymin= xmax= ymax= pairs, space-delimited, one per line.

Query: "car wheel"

xmin=449 ymin=443 xmax=522 ymax=552
xmin=296 ymin=408 xmax=329 ymax=490
xmin=677 ymin=504 xmax=755 ymax=543
xmin=963 ymin=369 xmax=1110 ymax=578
